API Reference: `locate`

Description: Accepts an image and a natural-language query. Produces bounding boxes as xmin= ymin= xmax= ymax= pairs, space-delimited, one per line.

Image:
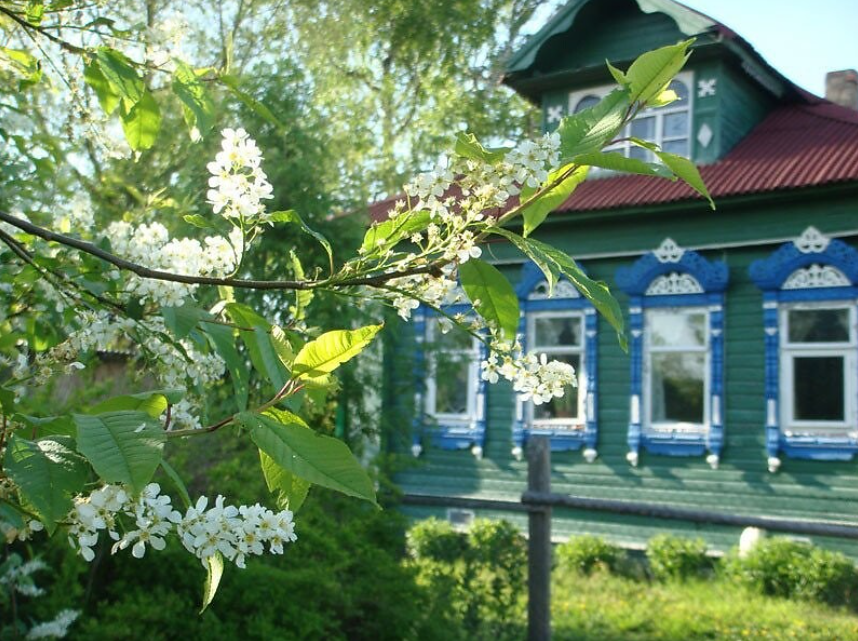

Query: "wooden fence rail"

xmin=400 ymin=436 xmax=858 ymax=641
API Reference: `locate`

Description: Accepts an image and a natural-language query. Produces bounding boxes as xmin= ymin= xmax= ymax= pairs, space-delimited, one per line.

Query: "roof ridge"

xmin=793 ymin=102 xmax=858 ymax=127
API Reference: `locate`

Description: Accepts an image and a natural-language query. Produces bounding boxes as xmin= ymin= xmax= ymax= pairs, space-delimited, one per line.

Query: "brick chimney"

xmin=825 ymin=69 xmax=858 ymax=110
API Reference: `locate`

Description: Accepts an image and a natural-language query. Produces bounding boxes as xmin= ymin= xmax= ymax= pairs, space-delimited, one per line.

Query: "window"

xmin=616 ymin=238 xmax=729 ymax=468
xmin=425 ymin=318 xmax=480 ymax=421
xmin=570 ymin=74 xmax=692 ymax=161
xmin=780 ymin=305 xmax=856 ymax=434
xmin=512 ymin=261 xmax=598 ymax=461
xmin=528 ymin=312 xmax=586 ymax=427
xmin=750 ymin=227 xmax=858 ymax=470
xmin=411 ymin=303 xmax=487 ymax=459
xmin=646 ymin=308 xmax=709 ymax=431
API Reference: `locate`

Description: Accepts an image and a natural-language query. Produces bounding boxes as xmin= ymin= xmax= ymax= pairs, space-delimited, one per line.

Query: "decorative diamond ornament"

xmin=697 ymin=123 xmax=713 ymax=148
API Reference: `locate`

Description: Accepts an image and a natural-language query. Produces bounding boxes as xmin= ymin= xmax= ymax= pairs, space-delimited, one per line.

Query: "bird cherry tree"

xmin=0 ymin=2 xmax=711 ymax=610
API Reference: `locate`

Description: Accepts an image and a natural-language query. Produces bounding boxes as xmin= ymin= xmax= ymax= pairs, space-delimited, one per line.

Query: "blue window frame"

xmin=511 ymin=261 xmax=598 ymax=461
xmin=616 ymin=239 xmax=729 ymax=467
xmin=411 ymin=295 xmax=488 ymax=459
xmin=749 ymin=227 xmax=858 ymax=471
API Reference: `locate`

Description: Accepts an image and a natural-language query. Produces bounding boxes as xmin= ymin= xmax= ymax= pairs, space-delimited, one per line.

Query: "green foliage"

xmin=458 ymin=259 xmax=519 ymax=340
xmin=623 ymin=40 xmax=693 ymax=104
xmin=646 ymin=534 xmax=711 ymax=581
xmin=723 ymin=538 xmax=858 ymax=608
xmin=408 ymin=518 xmax=527 ymax=641
xmin=73 ymin=411 xmax=165 ymax=493
xmin=555 ymin=535 xmax=626 ymax=576
xmin=4 ymin=434 xmax=89 ymax=533
xmin=291 ymin=324 xmax=383 ymax=380
xmin=520 ymin=164 xmax=589 ymax=237
xmin=241 ymin=410 xmax=377 ymax=505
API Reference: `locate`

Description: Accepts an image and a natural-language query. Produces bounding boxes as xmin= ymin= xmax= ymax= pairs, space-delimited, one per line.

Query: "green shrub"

xmin=555 ymin=535 xmax=625 ymax=575
xmin=646 ymin=534 xmax=711 ymax=581
xmin=408 ymin=518 xmax=527 ymax=641
xmin=724 ymin=538 xmax=858 ymax=608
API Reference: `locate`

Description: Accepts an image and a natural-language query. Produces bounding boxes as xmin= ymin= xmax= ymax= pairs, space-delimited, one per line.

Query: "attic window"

xmin=569 ymin=72 xmax=693 ymax=161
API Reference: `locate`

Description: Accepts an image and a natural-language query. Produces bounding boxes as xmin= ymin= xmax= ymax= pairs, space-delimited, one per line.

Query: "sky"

xmin=665 ymin=0 xmax=858 ymax=96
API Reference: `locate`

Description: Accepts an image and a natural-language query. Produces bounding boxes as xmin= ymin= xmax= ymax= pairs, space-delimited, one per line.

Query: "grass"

xmin=551 ymin=570 xmax=858 ymax=640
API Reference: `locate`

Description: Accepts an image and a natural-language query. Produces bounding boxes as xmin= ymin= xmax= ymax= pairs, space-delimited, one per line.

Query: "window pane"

xmin=574 ymin=95 xmax=600 ymax=113
xmin=648 ymin=309 xmax=706 ymax=347
xmin=533 ymin=316 xmax=582 ymax=348
xmin=664 ymin=112 xmax=688 ymax=138
xmin=650 ymin=352 xmax=705 ymax=424
xmin=631 ymin=116 xmax=655 ymax=139
xmin=434 ymin=355 xmax=470 ymax=415
xmin=787 ymin=308 xmax=850 ymax=343
xmin=669 ymin=79 xmax=689 ymax=104
xmin=534 ymin=354 xmax=580 ymax=421
xmin=662 ymin=139 xmax=688 ymax=156
xmin=793 ymin=356 xmax=845 ymax=421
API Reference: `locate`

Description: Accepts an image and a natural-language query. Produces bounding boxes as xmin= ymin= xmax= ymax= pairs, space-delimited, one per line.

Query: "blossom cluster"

xmin=386 ymin=266 xmax=462 ymax=320
xmin=67 ymin=483 xmax=296 ymax=569
xmin=0 ymin=554 xmax=79 ymax=639
xmin=481 ymin=339 xmax=577 ymax=405
xmin=207 ymin=128 xmax=274 ymax=222
xmin=106 ymin=220 xmax=242 ymax=308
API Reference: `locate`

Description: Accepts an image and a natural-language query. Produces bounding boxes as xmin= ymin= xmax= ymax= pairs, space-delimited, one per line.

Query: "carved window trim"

xmin=616 ymin=238 xmax=729 ymax=468
xmin=512 ymin=261 xmax=599 ymax=462
xmin=750 ymin=227 xmax=858 ymax=470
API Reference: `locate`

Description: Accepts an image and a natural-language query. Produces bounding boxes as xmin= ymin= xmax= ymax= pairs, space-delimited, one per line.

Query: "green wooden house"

xmin=379 ymin=0 xmax=858 ymax=555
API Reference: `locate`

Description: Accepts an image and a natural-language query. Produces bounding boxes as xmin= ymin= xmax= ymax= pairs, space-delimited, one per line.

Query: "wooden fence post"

xmin=527 ymin=436 xmax=551 ymax=641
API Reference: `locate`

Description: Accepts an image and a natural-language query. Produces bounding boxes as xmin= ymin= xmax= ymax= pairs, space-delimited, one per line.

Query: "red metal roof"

xmin=369 ymin=98 xmax=858 ymax=222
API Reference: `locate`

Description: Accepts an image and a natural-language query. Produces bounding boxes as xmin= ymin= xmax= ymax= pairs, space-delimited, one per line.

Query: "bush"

xmin=646 ymin=534 xmax=711 ymax=581
xmin=408 ymin=518 xmax=527 ymax=641
xmin=724 ymin=537 xmax=858 ymax=608
xmin=555 ymin=535 xmax=625 ymax=575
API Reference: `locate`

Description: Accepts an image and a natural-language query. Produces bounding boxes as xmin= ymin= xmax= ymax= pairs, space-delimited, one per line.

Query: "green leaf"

xmin=120 ymin=90 xmax=161 ymax=151
xmin=240 ymin=410 xmax=376 ymax=505
xmin=219 ymin=74 xmax=285 ymax=130
xmin=162 ymin=303 xmax=205 ymax=339
xmin=74 ymin=411 xmax=166 ymax=493
xmin=624 ymin=39 xmax=693 ymax=104
xmin=519 ymin=164 xmax=589 ymax=237
xmin=225 ymin=304 xmax=288 ymax=391
xmin=0 ymin=502 xmax=25 ymax=530
xmin=288 ymin=252 xmax=313 ymax=322
xmin=458 ymin=259 xmax=519 ymax=339
xmin=26 ymin=2 xmax=45 ymax=26
xmin=172 ymin=60 xmax=215 ymax=138
xmin=201 ymin=552 xmax=224 ymax=613
xmin=0 ymin=386 xmax=15 ymax=414
xmin=292 ymin=324 xmax=383 ymax=380
xmin=86 ymin=389 xmax=183 ymax=418
xmin=0 ymin=47 xmax=42 ymax=90
xmin=159 ymin=459 xmax=191 ymax=509
xmin=259 ymin=449 xmax=310 ymax=512
xmin=270 ymin=325 xmax=295 ymax=369
xmin=606 ymin=60 xmax=628 ymax=87
xmin=203 ymin=321 xmax=249 ymax=411
xmin=268 ymin=210 xmax=333 ymax=275
xmin=558 ymin=89 xmax=630 ymax=161
xmin=183 ymin=214 xmax=214 ymax=229
xmin=360 ymin=210 xmax=431 ymax=256
xmin=454 ymin=132 xmax=507 ymax=164
xmin=95 ymin=47 xmax=144 ymax=106
xmin=573 ymin=151 xmax=674 ymax=178
xmin=496 ymin=233 xmax=627 ymax=350
xmin=4 ymin=435 xmax=89 ymax=533
xmin=83 ymin=58 xmax=120 ymax=116
xmin=14 ymin=415 xmax=76 ymax=439
xmin=653 ymin=150 xmax=715 ymax=209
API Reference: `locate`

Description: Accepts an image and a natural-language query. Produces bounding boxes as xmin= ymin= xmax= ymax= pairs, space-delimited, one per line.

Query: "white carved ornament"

xmin=782 ymin=264 xmax=849 ymax=290
xmin=547 ymin=105 xmax=565 ymax=124
xmin=645 ymin=272 xmax=704 ymax=296
xmin=528 ymin=279 xmax=580 ymax=300
xmin=793 ymin=226 xmax=830 ymax=254
xmin=654 ymin=238 xmax=685 ymax=263
xmin=697 ymin=78 xmax=717 ymax=98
